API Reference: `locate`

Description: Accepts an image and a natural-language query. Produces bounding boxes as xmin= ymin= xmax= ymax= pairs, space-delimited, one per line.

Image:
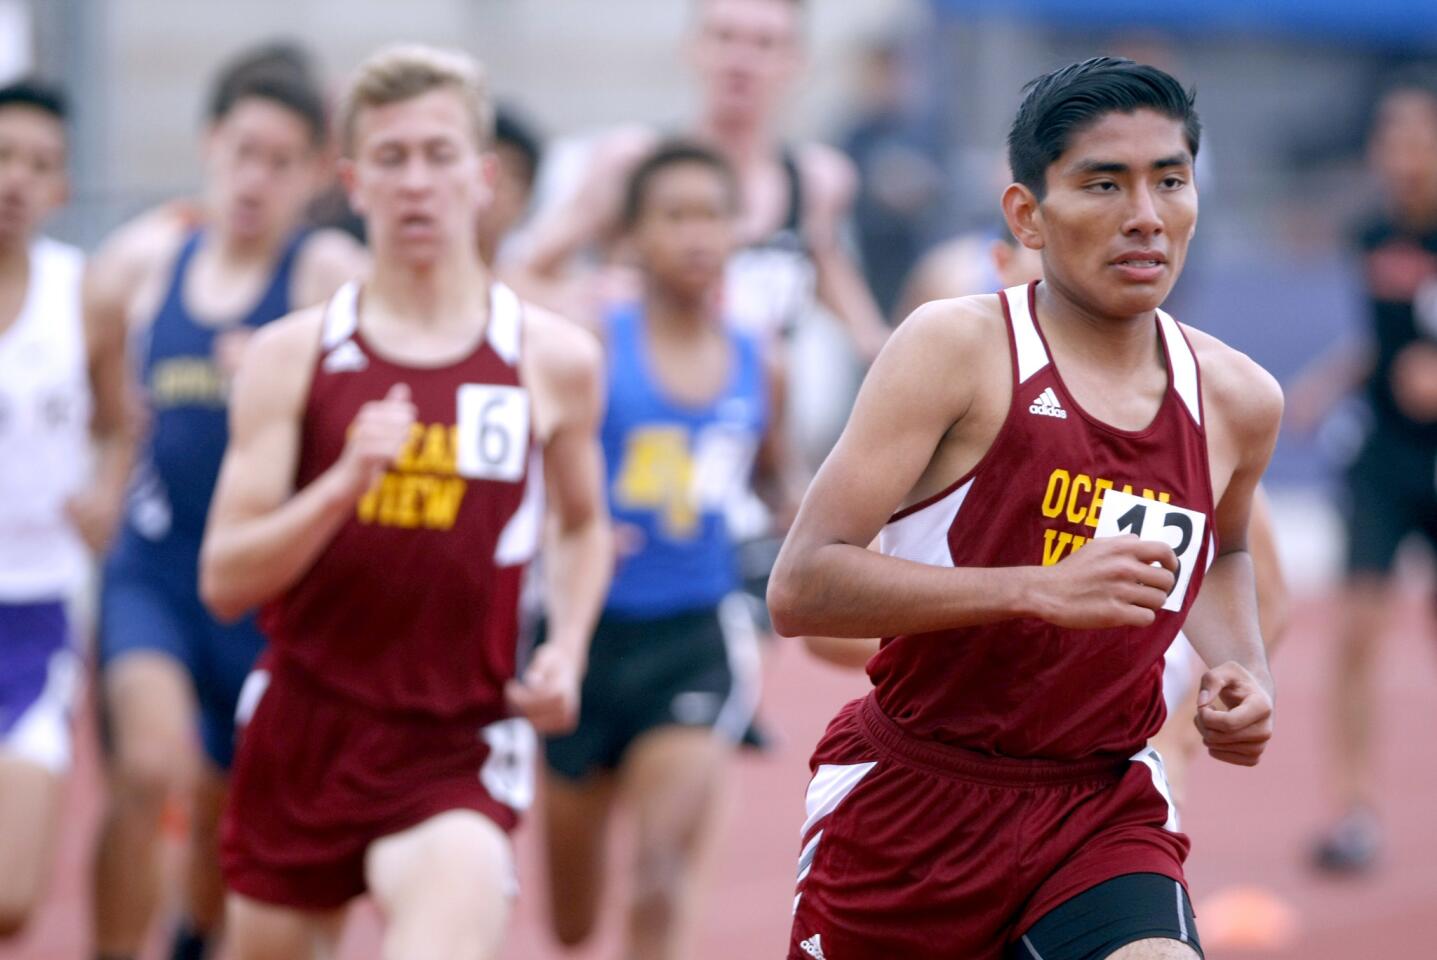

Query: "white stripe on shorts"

xmin=1131 ymin=746 xmax=1181 ymax=832
xmin=713 ymin=592 xmax=763 ymax=744
xmin=1176 ymin=880 xmax=1189 ymax=942
xmin=3 ymin=646 xmax=80 ymax=773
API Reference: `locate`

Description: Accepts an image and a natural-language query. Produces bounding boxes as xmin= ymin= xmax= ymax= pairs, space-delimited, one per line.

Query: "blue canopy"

xmin=932 ymin=0 xmax=1437 ymax=50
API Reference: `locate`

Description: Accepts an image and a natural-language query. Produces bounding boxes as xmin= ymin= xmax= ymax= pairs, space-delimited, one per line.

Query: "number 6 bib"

xmin=456 ymin=384 xmax=530 ymax=483
xmin=1092 ymin=489 xmax=1207 ymax=612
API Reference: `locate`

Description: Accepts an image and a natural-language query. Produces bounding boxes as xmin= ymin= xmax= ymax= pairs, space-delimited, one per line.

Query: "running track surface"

xmin=4 ymin=582 xmax=1435 ymax=960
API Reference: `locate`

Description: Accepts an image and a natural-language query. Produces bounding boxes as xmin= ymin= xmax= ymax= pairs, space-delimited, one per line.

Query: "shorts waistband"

xmin=858 ymin=694 xmax=1129 ymax=787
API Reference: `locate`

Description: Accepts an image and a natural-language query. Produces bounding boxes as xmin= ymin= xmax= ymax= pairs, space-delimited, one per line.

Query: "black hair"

xmin=208 ymin=40 xmax=327 ymax=146
xmin=1372 ymin=67 xmax=1437 ymax=132
xmin=1378 ymin=67 xmax=1437 ymax=104
xmin=0 ymin=78 xmax=67 ymax=122
xmin=1008 ymin=57 xmax=1200 ymax=199
xmin=621 ymin=140 xmax=739 ymax=229
xmin=493 ymin=105 xmax=542 ymax=187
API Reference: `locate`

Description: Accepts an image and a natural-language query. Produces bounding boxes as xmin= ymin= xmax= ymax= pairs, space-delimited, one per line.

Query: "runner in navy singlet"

xmin=86 ymin=46 xmax=363 ymax=960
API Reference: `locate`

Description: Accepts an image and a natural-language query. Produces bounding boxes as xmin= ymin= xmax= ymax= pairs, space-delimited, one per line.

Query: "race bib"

xmin=455 ymin=384 xmax=529 ymax=482
xmin=1093 ymin=490 xmax=1206 ymax=612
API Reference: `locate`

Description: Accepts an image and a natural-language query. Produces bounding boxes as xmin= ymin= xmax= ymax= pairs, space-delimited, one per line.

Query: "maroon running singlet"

xmin=222 ymin=282 xmax=544 ymax=910
xmin=790 ymin=280 xmax=1214 ymax=959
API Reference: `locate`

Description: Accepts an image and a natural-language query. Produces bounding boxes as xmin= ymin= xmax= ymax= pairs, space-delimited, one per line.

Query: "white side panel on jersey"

xmin=1005 ymin=283 xmax=1050 ymax=384
xmin=1161 ymin=631 xmax=1200 ymax=717
xmin=878 ymin=478 xmax=973 ymax=568
xmin=493 ymin=448 xmax=545 ymax=567
xmin=1157 ymin=310 xmax=1201 ymax=426
xmin=233 ymin=668 xmax=271 ymax=728
xmin=321 ymin=282 xmax=360 ymax=349
xmin=1132 ymin=746 xmax=1181 ymax=832
xmin=487 ymin=283 xmax=522 ymax=367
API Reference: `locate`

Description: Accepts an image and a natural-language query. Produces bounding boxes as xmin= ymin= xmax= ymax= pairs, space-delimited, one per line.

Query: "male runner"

xmin=769 ymin=58 xmax=1281 ymax=960
xmin=0 ymin=79 xmax=130 ymax=937
xmin=520 ymin=0 xmax=887 ymax=359
xmin=542 ymin=142 xmax=794 ymax=960
xmin=892 ymin=224 xmax=1290 ymax=804
xmin=200 ymin=45 xmax=609 ymax=960
xmin=89 ymin=48 xmax=363 ymax=960
xmin=1290 ymin=73 xmax=1437 ymax=872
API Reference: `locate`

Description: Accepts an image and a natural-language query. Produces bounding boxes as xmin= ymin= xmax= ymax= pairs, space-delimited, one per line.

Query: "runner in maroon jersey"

xmin=198 ymin=45 xmax=610 ymax=960
xmin=768 ymin=57 xmax=1281 ymax=960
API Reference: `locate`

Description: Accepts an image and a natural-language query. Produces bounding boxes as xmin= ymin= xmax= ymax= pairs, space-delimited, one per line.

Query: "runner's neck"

xmin=368 ymin=256 xmax=491 ymax=329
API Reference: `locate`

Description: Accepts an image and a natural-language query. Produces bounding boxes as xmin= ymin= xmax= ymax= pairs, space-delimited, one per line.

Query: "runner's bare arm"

xmin=199 ymin=309 xmax=407 ymax=621
xmin=1180 ymin=338 xmax=1283 ymax=765
xmin=768 ymin=299 xmax=1177 ymax=639
xmin=507 ymin=311 xmax=612 ymax=733
xmin=1248 ymin=485 xmax=1290 ymax=654
xmin=800 ymin=144 xmax=890 ymax=362
xmin=755 ymin=349 xmax=804 ymax=528
xmin=64 ymin=253 xmax=143 ymax=552
xmin=1285 ymin=338 xmax=1372 ymax=435
xmin=519 ymin=128 xmax=656 ymax=281
xmin=292 ymin=228 xmax=369 ymax=307
xmin=802 ymin=634 xmax=880 ymax=670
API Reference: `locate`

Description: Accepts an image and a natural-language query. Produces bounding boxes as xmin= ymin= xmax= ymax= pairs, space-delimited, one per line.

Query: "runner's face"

xmin=204 ymin=98 xmax=321 ymax=245
xmin=691 ymin=0 xmax=800 ymax=122
xmin=0 ymin=106 xmax=66 ymax=248
xmin=346 ymin=88 xmax=494 ymax=267
xmin=634 ymin=162 xmax=735 ymax=301
xmin=1369 ymin=89 xmax=1437 ymax=218
xmin=1032 ymin=109 xmax=1197 ymax=318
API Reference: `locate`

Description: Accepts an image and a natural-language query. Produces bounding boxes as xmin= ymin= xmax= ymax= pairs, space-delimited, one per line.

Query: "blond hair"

xmin=339 ymin=44 xmax=493 ymax=156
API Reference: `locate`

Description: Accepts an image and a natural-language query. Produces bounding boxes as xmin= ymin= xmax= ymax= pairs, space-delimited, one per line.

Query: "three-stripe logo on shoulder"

xmin=1028 ymin=386 xmax=1068 ymax=419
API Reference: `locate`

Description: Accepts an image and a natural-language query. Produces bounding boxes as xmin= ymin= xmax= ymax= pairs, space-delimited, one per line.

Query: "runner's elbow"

xmin=198 ymin=545 xmax=247 ymax=623
xmin=766 ymin=558 xmax=810 ymax=638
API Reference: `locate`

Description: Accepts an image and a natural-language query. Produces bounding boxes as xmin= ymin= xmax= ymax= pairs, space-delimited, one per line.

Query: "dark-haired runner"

xmin=0 ymin=78 xmax=130 ymax=941
xmin=89 ymin=44 xmax=364 ymax=960
xmin=541 ymin=141 xmax=793 ymax=960
xmin=771 ymin=58 xmax=1281 ymax=960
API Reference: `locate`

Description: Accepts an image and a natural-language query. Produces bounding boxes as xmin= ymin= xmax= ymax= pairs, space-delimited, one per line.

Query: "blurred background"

xmin=4 ymin=0 xmax=1437 ymax=958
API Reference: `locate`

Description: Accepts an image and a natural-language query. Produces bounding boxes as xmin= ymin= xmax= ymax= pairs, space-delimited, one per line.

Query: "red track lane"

xmin=4 ymin=584 xmax=1435 ymax=959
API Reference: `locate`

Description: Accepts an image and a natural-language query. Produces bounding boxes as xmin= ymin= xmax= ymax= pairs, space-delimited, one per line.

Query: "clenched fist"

xmin=1193 ymin=661 xmax=1274 ymax=767
xmin=505 ymin=644 xmax=582 ymax=734
xmin=1033 ymin=535 xmax=1179 ymax=629
xmin=338 ymin=382 xmax=416 ymax=498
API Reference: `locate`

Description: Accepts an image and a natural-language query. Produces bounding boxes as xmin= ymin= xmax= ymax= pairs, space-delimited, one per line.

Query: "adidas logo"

xmin=799 ymin=934 xmax=827 ymax=959
xmin=323 ymin=340 xmax=368 ymax=373
xmin=1028 ymin=386 xmax=1068 ymax=419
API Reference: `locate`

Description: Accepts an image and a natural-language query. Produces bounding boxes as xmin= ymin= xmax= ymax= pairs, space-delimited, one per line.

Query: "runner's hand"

xmin=64 ymin=482 xmax=126 ymax=553
xmin=337 ymin=383 xmax=416 ymax=498
xmin=1193 ymin=661 xmax=1274 ymax=767
xmin=1034 ymin=535 xmax=1177 ymax=629
xmin=506 ymin=643 xmax=582 ymax=734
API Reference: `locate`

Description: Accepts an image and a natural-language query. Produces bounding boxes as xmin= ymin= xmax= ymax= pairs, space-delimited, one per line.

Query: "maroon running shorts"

xmin=789 ymin=695 xmax=1189 ymax=960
